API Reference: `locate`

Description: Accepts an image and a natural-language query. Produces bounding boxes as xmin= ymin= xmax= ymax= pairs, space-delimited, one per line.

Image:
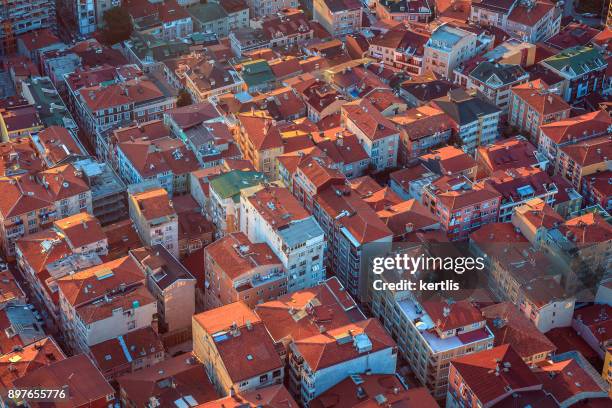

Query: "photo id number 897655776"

xmin=8 ymin=389 xmax=68 ymax=401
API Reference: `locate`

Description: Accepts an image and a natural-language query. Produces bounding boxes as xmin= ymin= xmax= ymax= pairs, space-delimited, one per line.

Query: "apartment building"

xmin=240 ymin=184 xmax=326 ymax=292
xmin=470 ymin=224 xmax=575 ymax=332
xmin=391 ymin=105 xmax=454 ymax=163
xmin=422 ymin=176 xmax=501 ymax=241
xmin=312 ymin=185 xmax=392 ymax=301
xmin=74 ymin=78 xmax=176 ymax=156
xmin=203 ymin=232 xmax=285 ymax=309
xmin=89 ymin=327 xmax=164 ymax=381
xmin=470 ymin=0 xmax=561 ymax=43
xmin=511 ymin=198 xmax=565 ymax=247
xmin=420 ymin=146 xmax=479 ymax=180
xmin=481 ymin=302 xmax=556 ymax=365
xmin=117 ymin=136 xmax=199 ymax=196
xmin=0 ymin=164 xmax=93 ymax=258
xmin=447 ymin=345 xmax=542 ymax=408
xmin=556 ymin=136 xmax=611 ymax=191
xmin=234 ymin=112 xmax=285 ymax=179
xmin=538 ymin=110 xmax=612 ymax=165
xmin=292 ymin=155 xmax=346 ymax=212
xmin=476 ymin=136 xmax=549 ymax=176
xmin=462 ymin=62 xmax=530 ymax=111
xmin=581 ymin=170 xmax=612 ymax=212
xmin=313 ymin=0 xmax=363 ymax=37
xmin=372 ymin=272 xmax=495 ymax=399
xmin=540 ymin=46 xmax=608 ymax=102
xmin=508 ymin=79 xmax=571 ymax=141
xmin=342 ymin=99 xmax=400 ymax=172
xmin=131 ymin=245 xmax=195 ymax=341
xmin=433 ymin=89 xmax=501 ymax=154
xmin=0 ymin=0 xmax=57 ymax=55
xmin=57 ymin=256 xmax=157 ymax=353
xmin=254 ymin=277 xmax=396 ymax=404
xmin=128 ymin=186 xmax=179 ymax=257
xmin=375 ymin=0 xmax=432 ymax=22
xmin=15 ymin=212 xmax=107 ymax=321
xmin=184 ymin=59 xmax=244 ymax=103
xmin=423 ymin=24 xmax=482 ymax=79
xmin=192 ymin=302 xmax=284 ymax=396
xmin=485 ymin=167 xmax=558 ymax=223
xmin=288 ymin=319 xmax=397 ymax=405
xmin=246 ymin=0 xmax=298 ymax=17
xmin=209 ymin=170 xmax=266 ymax=236
xmin=368 ymin=29 xmax=430 ymax=76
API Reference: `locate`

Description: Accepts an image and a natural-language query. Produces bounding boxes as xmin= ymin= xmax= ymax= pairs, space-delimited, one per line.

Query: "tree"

xmin=102 ymin=7 xmax=133 ymax=45
xmin=176 ymin=89 xmax=193 ymax=107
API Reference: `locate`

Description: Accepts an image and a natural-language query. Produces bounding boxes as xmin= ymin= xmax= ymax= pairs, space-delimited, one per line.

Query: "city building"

xmin=131 ymin=245 xmax=196 ymax=343
xmin=476 ymin=136 xmax=548 ymax=176
xmin=209 ymin=170 xmax=266 ymax=236
xmin=128 ymin=185 xmax=179 ymax=257
xmin=89 ymin=326 xmax=164 ymax=381
xmin=118 ymin=352 xmax=218 ymax=408
xmin=422 ymin=176 xmax=501 ymax=241
xmin=203 ymin=232 xmax=285 ymax=309
xmin=240 ymin=184 xmax=326 ymax=292
xmin=192 ymin=302 xmax=284 ymax=396
xmin=372 ymin=277 xmax=495 ymax=399
xmin=12 ymin=354 xmax=115 ymax=407
xmin=57 ymin=256 xmax=157 ymax=353
xmin=432 ymin=89 xmax=501 ymax=154
xmin=313 ymin=0 xmax=363 ymax=37
xmin=342 ymin=99 xmax=400 ymax=172
xmin=0 ymin=164 xmax=92 ymax=258
xmin=540 ymin=46 xmax=608 ymax=102
xmin=508 ymin=79 xmax=571 ymax=141
xmin=424 ymin=24 xmax=488 ymax=79
xmin=0 ymin=1 xmax=57 ymax=56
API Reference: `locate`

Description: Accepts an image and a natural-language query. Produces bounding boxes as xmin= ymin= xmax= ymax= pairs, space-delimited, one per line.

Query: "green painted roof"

xmin=542 ymin=46 xmax=606 ymax=77
xmin=209 ymin=170 xmax=265 ymax=202
xmin=241 ymin=59 xmax=275 ymax=88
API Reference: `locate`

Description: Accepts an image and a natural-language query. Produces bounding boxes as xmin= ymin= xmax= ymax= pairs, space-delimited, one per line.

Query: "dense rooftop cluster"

xmin=0 ymin=0 xmax=610 ymax=406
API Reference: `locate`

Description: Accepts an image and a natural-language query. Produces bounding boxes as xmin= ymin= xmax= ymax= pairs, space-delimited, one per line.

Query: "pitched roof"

xmin=198 ymin=384 xmax=296 ymax=408
xmin=510 ymin=79 xmax=570 ymax=115
xmin=559 ymin=136 xmax=611 ymax=167
xmin=13 ymin=354 xmax=113 ymax=406
xmin=292 ymin=318 xmax=395 ymax=371
xmin=342 ymin=99 xmax=399 ymax=141
xmin=539 ymin=110 xmax=611 ymax=144
xmin=255 ymin=277 xmax=364 ymax=344
xmin=481 ymin=302 xmax=556 ymax=361
xmin=450 ymin=345 xmax=542 ymax=405
xmin=118 ymin=352 xmax=218 ymax=407
xmin=433 ymin=89 xmax=500 ymax=126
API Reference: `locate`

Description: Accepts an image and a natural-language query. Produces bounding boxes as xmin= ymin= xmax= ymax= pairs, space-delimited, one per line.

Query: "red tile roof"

xmin=57 ymin=256 xmax=145 ymax=307
xmin=255 ymin=277 xmax=364 ymax=344
xmin=511 ymin=79 xmax=570 ymax=115
xmin=450 ymin=345 xmax=541 ymax=406
xmin=311 ymin=375 xmax=438 ymax=408
xmin=89 ymin=326 xmax=163 ymax=376
xmin=342 ymin=99 xmax=399 ymax=141
xmin=13 ymin=354 xmax=114 ymax=407
xmin=0 ymin=137 xmax=44 ymax=177
xmin=540 ymin=110 xmax=611 ymax=145
xmin=559 ymin=136 xmax=611 ymax=167
xmin=422 ymin=299 xmax=484 ymax=331
xmin=559 ymin=212 xmax=612 ymax=244
xmin=477 ymin=136 xmax=542 ymax=173
xmin=0 ymin=337 xmax=65 ymax=395
xmin=204 ymin=232 xmax=281 ymax=281
xmin=131 ymin=188 xmax=176 ymax=221
xmin=292 ymin=318 xmax=395 ymax=371
xmin=198 ymin=384 xmax=296 ymax=408
xmin=53 ymin=212 xmax=105 ymax=250
xmin=194 ymin=305 xmax=283 ymax=383
xmin=481 ymin=302 xmax=556 ymax=361
xmin=315 ymin=185 xmax=393 ymax=244
xmin=118 ymin=352 xmax=218 ymax=407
